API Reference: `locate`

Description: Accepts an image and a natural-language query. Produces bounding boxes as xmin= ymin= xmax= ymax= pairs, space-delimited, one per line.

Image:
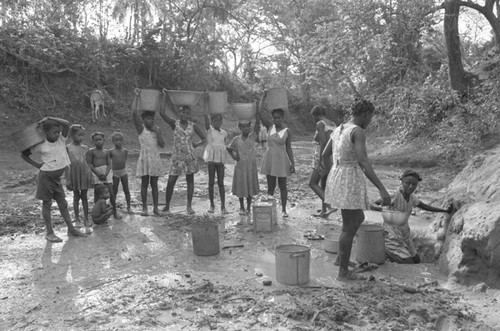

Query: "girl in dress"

xmin=256 ymin=96 xmax=295 ymax=218
xmin=228 ymin=120 xmax=260 ymax=215
xmin=371 ymin=170 xmax=452 ymax=264
xmin=203 ymin=107 xmax=229 ymax=214
xmin=308 ymin=105 xmax=337 ymax=218
xmin=323 ymin=99 xmax=391 ymax=280
xmin=66 ymin=124 xmax=93 ymax=232
xmin=160 ymin=91 xmax=206 ymax=214
xmin=132 ymin=89 xmax=165 ymax=216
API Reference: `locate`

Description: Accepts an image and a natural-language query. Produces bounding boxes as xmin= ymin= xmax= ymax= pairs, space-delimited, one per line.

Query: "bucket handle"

xmin=290 ymin=253 xmax=306 ymax=258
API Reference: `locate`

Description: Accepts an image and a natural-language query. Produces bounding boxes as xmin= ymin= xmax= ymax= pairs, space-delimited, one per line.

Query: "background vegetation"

xmin=1 ymin=0 xmax=500 ymax=162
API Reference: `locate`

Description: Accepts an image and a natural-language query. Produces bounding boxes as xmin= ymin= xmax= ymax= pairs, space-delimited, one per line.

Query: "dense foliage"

xmin=1 ymin=0 xmax=499 ymax=160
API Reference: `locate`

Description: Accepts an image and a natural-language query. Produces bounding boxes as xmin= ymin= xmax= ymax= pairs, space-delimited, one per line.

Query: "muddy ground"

xmin=1 ymin=137 xmax=499 ymax=330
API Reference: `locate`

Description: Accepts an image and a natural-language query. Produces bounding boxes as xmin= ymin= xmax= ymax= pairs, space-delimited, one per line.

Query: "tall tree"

xmin=444 ymin=0 xmax=473 ymax=94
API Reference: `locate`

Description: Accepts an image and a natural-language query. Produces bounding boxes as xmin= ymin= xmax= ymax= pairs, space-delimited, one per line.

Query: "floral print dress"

xmin=136 ymin=126 xmax=164 ymax=177
xmin=170 ymin=120 xmax=198 ymax=175
xmin=324 ymin=122 xmax=370 ymax=210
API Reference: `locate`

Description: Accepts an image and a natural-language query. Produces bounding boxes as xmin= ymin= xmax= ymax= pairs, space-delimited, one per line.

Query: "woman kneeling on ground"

xmin=371 ymin=169 xmax=453 ymax=264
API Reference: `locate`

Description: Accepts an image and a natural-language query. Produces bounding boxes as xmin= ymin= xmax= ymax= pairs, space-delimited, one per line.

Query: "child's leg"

xmin=73 ymin=189 xmax=81 ymax=224
xmin=277 ymin=177 xmax=288 ymax=214
xmin=141 ymin=175 xmax=150 ymax=215
xmin=93 ymin=210 xmax=114 ymax=225
xmin=150 ymin=176 xmax=161 ymax=216
xmin=239 ymin=198 xmax=245 ymax=215
xmin=164 ymin=175 xmax=178 ymax=212
xmin=112 ymin=176 xmax=120 ymax=199
xmin=80 ymin=189 xmax=89 ymax=225
xmin=120 ymin=175 xmax=132 ymax=213
xmin=266 ymin=175 xmax=277 ymax=195
xmin=42 ymin=200 xmax=61 ymax=242
xmin=246 ymin=197 xmax=252 ymax=212
xmin=55 ymin=196 xmax=85 ymax=237
xmin=207 ymin=163 xmax=216 ymax=210
xmin=107 ymin=182 xmax=121 ymax=219
xmin=216 ymin=164 xmax=226 ymax=212
xmin=186 ymin=174 xmax=195 ymax=214
xmin=309 ymin=168 xmax=324 ymax=209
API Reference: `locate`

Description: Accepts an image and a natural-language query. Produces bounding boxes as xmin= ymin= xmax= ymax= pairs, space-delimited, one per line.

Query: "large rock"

xmin=438 ymin=201 xmax=500 ymax=284
xmin=438 ymin=148 xmax=500 ymax=284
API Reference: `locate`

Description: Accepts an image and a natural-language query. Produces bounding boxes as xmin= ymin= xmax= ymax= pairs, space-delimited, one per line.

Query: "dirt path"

xmin=0 ymin=140 xmax=499 ymax=330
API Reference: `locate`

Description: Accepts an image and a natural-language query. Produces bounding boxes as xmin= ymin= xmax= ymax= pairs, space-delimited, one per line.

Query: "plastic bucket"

xmin=323 ymin=233 xmax=340 ymax=253
xmin=208 ymin=91 xmax=227 ymax=114
xmin=231 ymin=102 xmax=256 ymax=120
xmin=137 ymin=89 xmax=161 ymax=111
xmin=192 ymin=220 xmax=220 ymax=256
xmin=11 ymin=123 xmax=45 ymax=152
xmin=355 ymin=224 xmax=385 ymax=265
xmin=275 ymin=244 xmax=310 ymax=285
xmin=167 ymin=90 xmax=202 ymax=106
xmin=265 ymin=87 xmax=288 ymax=110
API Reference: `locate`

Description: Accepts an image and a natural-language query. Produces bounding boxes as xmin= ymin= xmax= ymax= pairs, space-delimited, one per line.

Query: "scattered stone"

xmin=185 ymin=274 xmax=191 ymax=278
xmin=255 ymin=272 xmax=263 ymax=277
xmin=262 ymin=280 xmax=272 ymax=286
xmin=472 ymin=282 xmax=487 ymax=293
xmin=368 ymin=275 xmax=375 ymax=281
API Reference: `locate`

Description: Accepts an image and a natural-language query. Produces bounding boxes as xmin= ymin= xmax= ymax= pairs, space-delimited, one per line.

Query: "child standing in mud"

xmin=66 ymin=124 xmax=93 ymax=233
xmin=109 ymin=130 xmax=132 ymax=214
xmin=88 ymin=132 xmax=120 ymax=220
xmin=371 ymin=169 xmax=453 ymax=264
xmin=160 ymin=90 xmax=206 ymax=215
xmin=92 ymin=184 xmax=114 ymax=225
xmin=132 ymin=90 xmax=165 ymax=217
xmin=228 ymin=120 xmax=260 ymax=215
xmin=21 ymin=117 xmax=86 ymax=242
xmin=203 ymin=103 xmax=229 ymax=214
xmin=308 ymin=105 xmax=337 ymax=218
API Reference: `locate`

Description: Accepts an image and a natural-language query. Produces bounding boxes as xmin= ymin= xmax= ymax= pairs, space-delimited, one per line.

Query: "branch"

xmin=458 ymin=1 xmax=487 ymax=15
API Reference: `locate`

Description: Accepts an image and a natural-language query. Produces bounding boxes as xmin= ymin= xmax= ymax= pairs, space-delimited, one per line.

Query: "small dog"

xmin=90 ymin=90 xmax=106 ymax=121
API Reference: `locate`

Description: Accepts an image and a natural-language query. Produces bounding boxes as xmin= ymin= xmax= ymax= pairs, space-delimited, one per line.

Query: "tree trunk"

xmin=444 ymin=0 xmax=472 ymax=94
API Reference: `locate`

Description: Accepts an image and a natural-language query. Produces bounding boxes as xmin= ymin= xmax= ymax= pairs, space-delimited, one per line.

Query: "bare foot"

xmin=153 ymin=208 xmax=163 ymax=217
xmin=141 ymin=208 xmax=149 ymax=216
xmin=114 ymin=213 xmax=122 ymax=220
xmin=208 ymin=206 xmax=215 ymax=214
xmin=74 ymin=219 xmax=83 ymax=228
xmin=334 ymin=257 xmax=357 ymax=268
xmin=187 ymin=207 xmax=195 ymax=215
xmin=127 ymin=207 xmax=133 ymax=214
xmin=337 ymin=271 xmax=366 ymax=281
xmin=239 ymin=209 xmax=246 ymax=216
xmin=45 ymin=233 xmax=63 ymax=243
xmin=162 ymin=206 xmax=169 ymax=212
xmin=67 ymin=228 xmax=87 ymax=237
xmin=221 ymin=208 xmax=229 ymax=215
xmin=85 ymin=227 xmax=92 ymax=234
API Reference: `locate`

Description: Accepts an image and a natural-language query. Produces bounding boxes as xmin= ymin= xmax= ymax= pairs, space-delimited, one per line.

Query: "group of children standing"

xmin=22 ymin=118 xmax=130 ymax=242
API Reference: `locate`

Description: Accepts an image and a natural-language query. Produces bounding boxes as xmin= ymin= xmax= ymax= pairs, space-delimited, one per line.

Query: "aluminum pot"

xmin=275 ymin=244 xmax=310 ymax=285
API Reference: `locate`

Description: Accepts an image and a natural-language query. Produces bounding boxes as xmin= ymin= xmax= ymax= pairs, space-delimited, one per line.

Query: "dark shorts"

xmin=35 ymin=169 xmax=66 ymax=201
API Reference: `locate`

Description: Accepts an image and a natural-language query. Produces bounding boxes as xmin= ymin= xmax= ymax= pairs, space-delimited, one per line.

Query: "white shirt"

xmin=31 ymin=135 xmax=70 ymax=171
